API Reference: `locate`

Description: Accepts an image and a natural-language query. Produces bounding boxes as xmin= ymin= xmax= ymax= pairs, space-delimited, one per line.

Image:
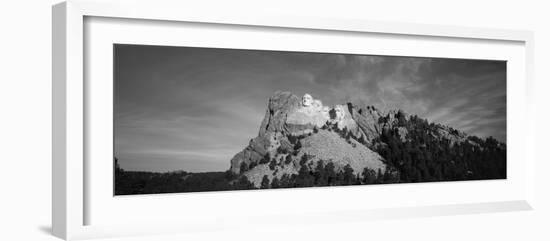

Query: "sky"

xmin=114 ymin=44 xmax=506 ymax=173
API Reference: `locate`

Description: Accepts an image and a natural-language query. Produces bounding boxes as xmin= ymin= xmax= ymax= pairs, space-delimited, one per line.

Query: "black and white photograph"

xmin=114 ymin=44 xmax=506 ymax=195
xmin=4 ymin=1 xmax=550 ymax=240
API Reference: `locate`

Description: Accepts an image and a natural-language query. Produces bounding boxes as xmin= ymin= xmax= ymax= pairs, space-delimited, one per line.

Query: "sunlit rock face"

xmin=286 ymin=94 xmax=366 ymax=137
xmin=286 ymin=93 xmax=330 ymax=134
xmin=231 ymin=92 xmax=384 ymax=176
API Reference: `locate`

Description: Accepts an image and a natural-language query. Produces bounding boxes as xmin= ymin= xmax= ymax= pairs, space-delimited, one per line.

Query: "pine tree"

xmin=271 ymin=177 xmax=280 ymax=188
xmin=362 ymin=167 xmax=377 ymax=184
xmin=259 ymin=153 xmax=271 ymax=164
xmin=235 ymin=176 xmax=254 ymax=189
xmin=269 ymin=159 xmax=277 ymax=170
xmin=314 ymin=160 xmax=327 ymax=186
xmin=296 ymin=163 xmax=314 ymax=187
xmin=294 ymin=141 xmax=302 ymax=151
xmin=261 ymin=175 xmax=270 ymax=189
xmin=324 ymin=161 xmax=336 ymax=185
xmin=240 ymin=162 xmax=249 ymax=173
xmin=285 ymin=154 xmax=293 ymax=165
xmin=343 ymin=164 xmax=355 ymax=185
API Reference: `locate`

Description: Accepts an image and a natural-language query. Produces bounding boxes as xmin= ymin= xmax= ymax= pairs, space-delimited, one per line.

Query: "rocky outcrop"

xmin=347 ymin=103 xmax=383 ymax=145
xmin=229 ymin=135 xmax=269 ymax=174
xmin=230 ymin=91 xmax=299 ymax=174
xmin=229 ymin=92 xmax=391 ymax=187
xmin=435 ymin=125 xmax=467 ymax=146
xmin=330 ymin=104 xmax=368 ymax=143
xmin=258 ymin=91 xmax=301 ymax=136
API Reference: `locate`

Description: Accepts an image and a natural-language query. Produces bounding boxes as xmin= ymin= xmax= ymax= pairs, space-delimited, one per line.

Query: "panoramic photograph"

xmin=114 ymin=44 xmax=506 ymax=195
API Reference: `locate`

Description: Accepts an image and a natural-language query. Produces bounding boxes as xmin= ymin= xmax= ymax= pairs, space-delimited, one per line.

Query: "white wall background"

xmin=0 ymin=0 xmax=548 ymax=240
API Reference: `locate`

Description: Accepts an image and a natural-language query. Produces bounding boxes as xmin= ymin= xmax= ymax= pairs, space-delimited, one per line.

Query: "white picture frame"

xmin=52 ymin=0 xmax=535 ymax=240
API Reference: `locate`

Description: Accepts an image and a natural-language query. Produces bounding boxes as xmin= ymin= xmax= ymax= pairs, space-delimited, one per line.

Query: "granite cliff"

xmin=230 ymin=91 xmax=391 ymax=187
xmin=115 ymin=91 xmax=507 ymax=194
xmin=229 ymin=91 xmax=506 ymax=188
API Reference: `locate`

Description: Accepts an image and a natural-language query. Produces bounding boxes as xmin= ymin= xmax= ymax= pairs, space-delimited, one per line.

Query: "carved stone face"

xmin=302 ymin=94 xmax=313 ymax=107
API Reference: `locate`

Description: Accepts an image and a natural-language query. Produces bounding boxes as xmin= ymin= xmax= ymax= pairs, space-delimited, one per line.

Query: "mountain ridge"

xmin=230 ymin=91 xmax=506 ymax=188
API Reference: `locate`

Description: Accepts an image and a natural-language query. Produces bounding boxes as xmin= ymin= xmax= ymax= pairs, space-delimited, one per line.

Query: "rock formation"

xmin=286 ymin=93 xmax=330 ymax=134
xmin=229 ymin=91 xmax=391 ymax=187
xmin=228 ymin=91 xmax=497 ymax=187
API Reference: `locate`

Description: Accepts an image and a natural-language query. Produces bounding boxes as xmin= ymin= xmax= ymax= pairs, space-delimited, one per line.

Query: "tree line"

xmin=115 ymin=158 xmax=254 ymax=195
xmin=259 ymin=158 xmax=398 ymax=189
xmin=372 ymin=114 xmax=506 ymax=183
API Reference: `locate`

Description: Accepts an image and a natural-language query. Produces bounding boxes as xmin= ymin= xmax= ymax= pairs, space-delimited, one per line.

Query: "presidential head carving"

xmin=302 ymin=93 xmax=313 ymax=107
